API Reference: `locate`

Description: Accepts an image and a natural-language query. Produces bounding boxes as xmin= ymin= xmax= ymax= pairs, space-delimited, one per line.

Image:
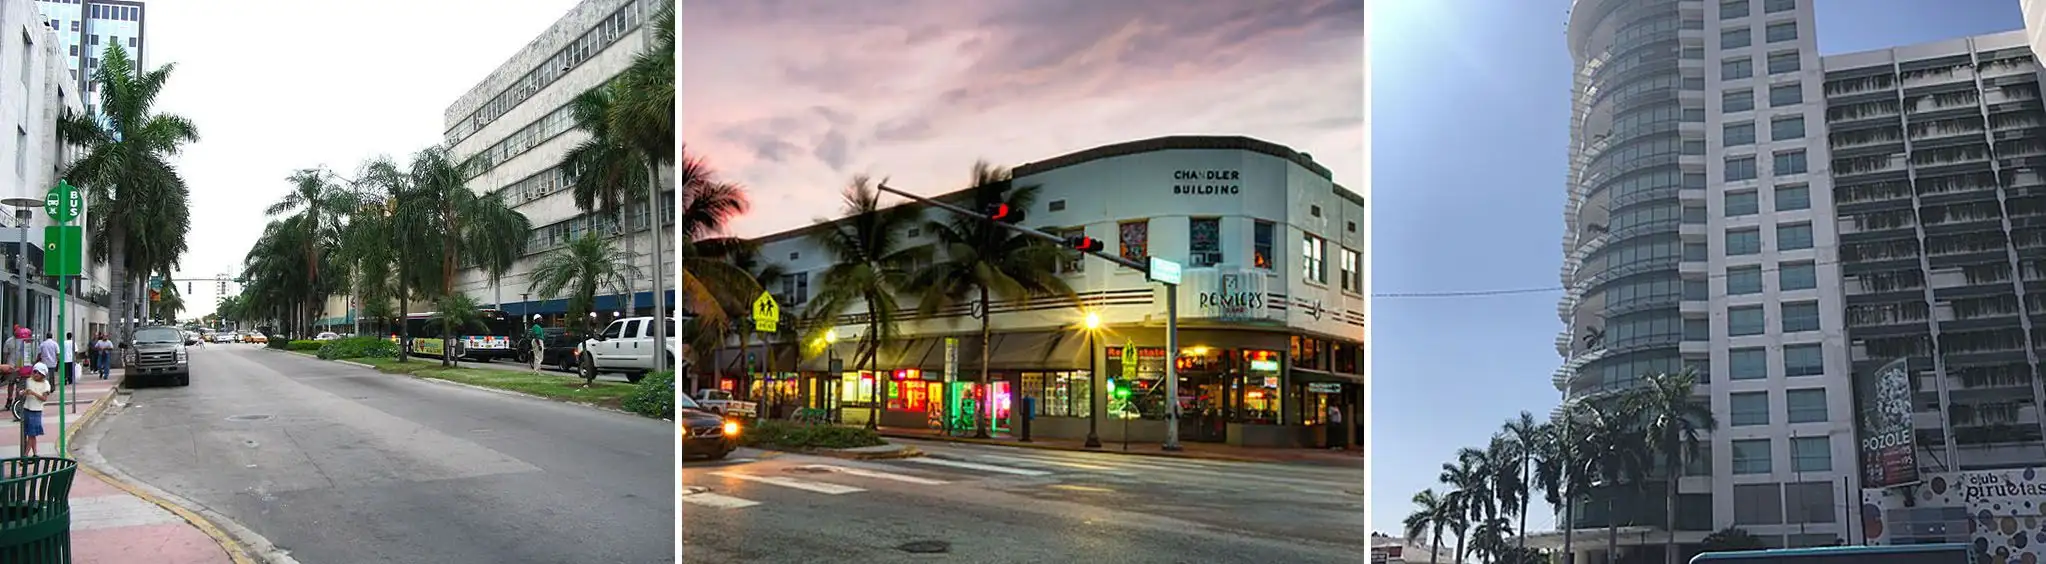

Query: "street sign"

xmin=1147 ymin=257 xmax=1182 ymax=285
xmin=1121 ymin=343 xmax=1137 ymax=378
xmin=751 ymin=291 xmax=779 ymax=333
xmin=44 ymin=180 xmax=79 ymax=223
xmin=147 ymin=276 xmax=162 ymax=290
xmin=41 ymin=226 xmax=81 ymax=276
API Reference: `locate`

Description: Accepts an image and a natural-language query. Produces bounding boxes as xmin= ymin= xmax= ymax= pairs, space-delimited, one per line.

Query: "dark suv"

xmin=680 ymin=392 xmax=738 ymax=460
xmin=124 ymin=325 xmax=191 ymax=387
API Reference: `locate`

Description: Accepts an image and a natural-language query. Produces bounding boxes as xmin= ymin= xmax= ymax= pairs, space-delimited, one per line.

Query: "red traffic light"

xmin=1064 ymin=236 xmax=1104 ymax=253
xmin=985 ymin=203 xmax=1024 ymax=224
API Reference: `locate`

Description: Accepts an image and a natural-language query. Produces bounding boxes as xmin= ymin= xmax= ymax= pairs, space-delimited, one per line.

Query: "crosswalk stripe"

xmin=973 ymin=454 xmax=1116 ymax=471
xmin=680 ymin=492 xmax=760 ymax=509
xmin=962 ymin=452 xmax=1356 ymax=489
xmin=798 ymin=465 xmax=950 ymax=485
xmin=903 ymin=457 xmax=1053 ymax=476
xmin=711 ymin=472 xmax=867 ymax=494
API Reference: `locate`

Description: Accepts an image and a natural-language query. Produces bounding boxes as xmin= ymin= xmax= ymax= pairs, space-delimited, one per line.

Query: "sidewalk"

xmin=17 ymin=371 xmax=238 ymax=564
xmin=868 ymin=424 xmax=1365 ymax=467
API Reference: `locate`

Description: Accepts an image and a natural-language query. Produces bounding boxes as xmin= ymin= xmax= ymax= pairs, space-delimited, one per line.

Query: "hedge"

xmin=739 ymin=420 xmax=885 ymax=450
xmin=286 ymin=340 xmax=322 ymax=352
xmin=317 ymin=336 xmax=399 ymax=360
xmin=622 ymin=370 xmax=674 ymax=419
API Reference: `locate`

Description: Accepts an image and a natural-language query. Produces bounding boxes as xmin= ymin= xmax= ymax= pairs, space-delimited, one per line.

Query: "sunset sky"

xmin=681 ymin=0 xmax=1366 ymax=238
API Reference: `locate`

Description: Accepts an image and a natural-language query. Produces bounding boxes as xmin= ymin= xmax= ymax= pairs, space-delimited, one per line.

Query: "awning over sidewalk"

xmin=784 ymin=331 xmax=1089 ymax=374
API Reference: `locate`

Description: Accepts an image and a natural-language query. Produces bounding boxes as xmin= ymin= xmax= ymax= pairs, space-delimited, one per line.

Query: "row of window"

xmin=1731 ymin=435 xmax=1831 ymax=475
xmin=1097 ymin=218 xmax=1364 ymax=294
xmin=1729 ymin=388 xmax=1829 ymax=426
xmin=85 ymin=3 xmax=140 ymax=22
xmin=1729 ymin=301 xmax=1821 ymax=336
xmin=1722 ymin=116 xmax=1804 ymax=146
xmin=1726 ymin=261 xmax=1819 ymax=294
xmin=445 ymin=1 xmax=647 ymax=147
xmin=1725 ymin=150 xmax=1808 ymax=181
xmin=1721 ymin=0 xmax=1798 ymax=20
xmin=1717 ymin=21 xmax=1798 ymax=51
xmin=464 ymin=103 xmax=576 ymax=179
xmin=1724 ymin=184 xmax=1809 ymax=216
xmin=1725 ymin=222 xmax=1813 ymax=255
xmin=1725 ymin=82 xmax=1806 ymax=112
xmin=1727 ymin=343 xmax=1825 ymax=379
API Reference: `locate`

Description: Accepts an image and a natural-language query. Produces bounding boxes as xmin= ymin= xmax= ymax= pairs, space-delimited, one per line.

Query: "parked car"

xmin=246 ymin=333 xmax=268 ymax=344
xmin=528 ymin=327 xmax=583 ymax=372
xmin=577 ymin=316 xmax=676 ymax=383
xmin=692 ymin=389 xmax=757 ymax=418
xmin=681 ymin=393 xmax=739 ymax=460
xmin=124 ymin=325 xmax=190 ymax=387
xmin=313 ymin=332 xmax=340 ymax=341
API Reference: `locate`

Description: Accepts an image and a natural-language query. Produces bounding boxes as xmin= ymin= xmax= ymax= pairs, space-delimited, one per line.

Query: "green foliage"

xmin=740 ymin=420 xmax=885 ymax=450
xmin=1699 ymin=527 xmax=1766 ymax=553
xmin=265 ymin=336 xmax=289 ymax=350
xmin=621 ymin=370 xmax=674 ymax=419
xmin=286 ymin=340 xmax=322 ymax=352
xmin=317 ymin=336 xmax=398 ymax=360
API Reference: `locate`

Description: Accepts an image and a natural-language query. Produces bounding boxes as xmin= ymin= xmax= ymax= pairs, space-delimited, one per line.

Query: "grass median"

xmin=349 ymin=358 xmax=637 ymax=409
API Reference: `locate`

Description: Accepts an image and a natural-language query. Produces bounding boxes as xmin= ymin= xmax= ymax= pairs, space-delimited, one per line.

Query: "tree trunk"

xmin=1454 ymin=529 xmax=1466 ymax=564
xmin=1519 ymin=457 xmax=1531 ymax=555
xmin=1563 ymin=479 xmax=1575 ymax=564
xmin=1665 ymin=446 xmax=1681 ymax=564
xmin=644 ymin=158 xmax=665 ymax=373
xmin=397 ymin=288 xmax=410 ymax=362
xmin=107 ymin=230 xmax=126 ymax=355
xmin=1430 ymin=529 xmax=1441 ymax=564
xmin=620 ymin=196 xmax=637 ymax=317
xmin=1606 ymin=495 xmax=1619 ymax=564
xmin=864 ymin=315 xmax=878 ymax=430
xmin=974 ymin=285 xmax=991 ymax=439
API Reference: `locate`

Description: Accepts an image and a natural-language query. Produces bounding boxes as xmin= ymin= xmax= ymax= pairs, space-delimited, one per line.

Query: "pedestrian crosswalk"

xmin=680 ymin=448 xmax=1363 ymax=511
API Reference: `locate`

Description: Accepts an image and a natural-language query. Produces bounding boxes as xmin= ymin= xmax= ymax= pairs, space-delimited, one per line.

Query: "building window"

xmin=1782 ymin=301 xmax=1820 ymax=332
xmin=1728 ymin=266 xmax=1764 ymax=294
xmin=1188 ymin=217 xmax=1221 ymax=267
xmin=1730 ymin=305 xmax=1766 ymax=336
xmin=1303 ymin=235 xmax=1327 ymax=284
xmin=127 ymin=37 xmax=136 ymax=48
xmin=1724 ymin=122 xmax=1756 ymax=146
xmin=1775 ymin=184 xmax=1810 ymax=211
xmin=1727 ymin=156 xmax=1758 ymax=181
xmin=777 ymin=273 xmax=810 ymax=307
xmin=1779 ymin=261 xmax=1817 ymax=290
xmin=1768 ymin=51 xmax=1801 ymax=74
xmin=1766 ymin=21 xmax=1798 ymax=43
xmin=1684 ymin=205 xmax=1708 ymax=223
xmin=69 ymin=21 xmax=78 ymax=32
xmin=1058 ymin=228 xmax=1085 ymax=274
xmin=1727 ymin=228 xmax=1762 ymax=255
xmin=1765 ymin=0 xmax=1796 ymax=13
xmin=90 ymin=34 xmax=98 ymax=46
xmin=1724 ymin=89 xmax=1755 ymax=113
xmin=1726 ymin=190 xmax=1760 ymax=216
xmin=1774 ymin=150 xmax=1808 ymax=175
xmin=1731 ymin=439 xmax=1772 ymax=474
xmin=1685 ymin=242 xmax=1709 ymax=262
xmin=1787 ymin=388 xmax=1826 ymax=423
xmin=1253 ymin=220 xmax=1275 ymax=270
xmin=1734 ymin=483 xmax=1783 ymax=525
xmin=66 ymin=45 xmax=75 ymax=57
xmin=1777 ymin=222 xmax=1813 ymax=250
xmin=1723 ymin=57 xmax=1754 ymax=80
xmin=1771 ymin=116 xmax=1805 ymax=140
xmin=13 ymin=128 xmax=25 ymax=180
xmin=1310 ymin=204 xmax=1322 ymax=218
xmin=1730 ymin=347 xmax=1767 ymax=379
xmin=1769 ymin=83 xmax=1803 ymax=106
xmin=1685 ymin=318 xmax=1710 ymax=341
xmin=1048 ymin=199 xmax=1065 ymax=212
xmin=1722 ymin=0 xmax=1751 ymax=19
xmin=1721 ymin=27 xmax=1752 ymax=50
xmin=1785 ymin=482 xmax=1836 ymax=524
xmin=1118 ymin=220 xmax=1149 ymax=262
xmin=1730 ymin=392 xmax=1770 ymax=426
xmin=1340 ymin=248 xmax=1361 ymax=293
xmin=1791 ymin=436 xmax=1831 ymax=472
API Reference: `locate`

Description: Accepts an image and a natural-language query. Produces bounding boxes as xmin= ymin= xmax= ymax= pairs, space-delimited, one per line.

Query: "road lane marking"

xmin=902 ymin=457 xmax=1053 ymax=476
xmin=680 ymin=492 xmax=760 ymax=509
xmin=1048 ymin=484 xmax=1114 ymax=493
xmin=973 ymin=454 xmax=1116 ymax=471
xmin=798 ymin=465 xmax=950 ymax=485
xmin=712 ymin=472 xmax=867 ymax=494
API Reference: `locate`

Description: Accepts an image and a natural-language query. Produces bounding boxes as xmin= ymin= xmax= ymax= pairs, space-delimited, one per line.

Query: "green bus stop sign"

xmin=42 ymin=226 xmax=81 ymax=277
xmin=44 ymin=180 xmax=79 ymax=223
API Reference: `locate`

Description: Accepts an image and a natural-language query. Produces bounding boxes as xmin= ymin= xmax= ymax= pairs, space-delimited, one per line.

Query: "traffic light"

xmin=1063 ymin=236 xmax=1104 ymax=253
xmin=984 ymin=202 xmax=1024 ymax=224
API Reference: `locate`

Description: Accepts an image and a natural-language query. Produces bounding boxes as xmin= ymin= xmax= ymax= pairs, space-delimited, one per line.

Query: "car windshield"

xmin=135 ymin=328 xmax=182 ymax=344
xmin=677 ymin=393 xmax=701 ymax=410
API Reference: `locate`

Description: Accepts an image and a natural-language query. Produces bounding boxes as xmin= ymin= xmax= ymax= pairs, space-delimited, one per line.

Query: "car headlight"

xmin=175 ymin=350 xmax=188 ymax=362
xmin=722 ymin=421 xmax=740 ymax=436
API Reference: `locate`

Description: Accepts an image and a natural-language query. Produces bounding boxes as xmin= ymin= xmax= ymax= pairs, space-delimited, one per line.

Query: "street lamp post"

xmin=1083 ymin=310 xmax=1102 ymax=449
xmin=824 ymin=329 xmax=837 ymax=424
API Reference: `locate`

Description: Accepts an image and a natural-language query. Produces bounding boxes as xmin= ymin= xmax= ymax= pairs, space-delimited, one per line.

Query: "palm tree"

xmin=528 ymin=232 xmax=637 ymax=383
xmin=1500 ymin=412 xmax=1545 ymax=554
xmin=1441 ymin=448 xmax=1495 ymax=564
xmin=336 ymin=157 xmax=406 ymax=335
xmin=615 ymin=3 xmax=674 ymax=371
xmin=426 ymin=294 xmax=488 ymax=368
xmin=149 ymin=271 xmax=184 ymax=322
xmin=679 ymin=150 xmax=758 ymax=339
xmin=902 ymin=161 xmax=1076 ymax=438
xmin=1470 ymin=516 xmax=1517 ymax=563
xmin=57 ymin=43 xmax=197 ymax=348
xmin=806 ymin=177 xmax=923 ymax=429
xmin=1577 ymin=399 xmax=1652 ymax=564
xmin=1537 ymin=405 xmax=1598 ymax=564
xmin=559 ymin=81 xmax=647 ymax=308
xmin=266 ymin=170 xmax=353 ymax=302
xmin=1632 ymin=369 xmax=1716 ymax=564
xmin=1403 ymin=489 xmax=1451 ymax=564
xmin=717 ymin=248 xmax=791 ymax=411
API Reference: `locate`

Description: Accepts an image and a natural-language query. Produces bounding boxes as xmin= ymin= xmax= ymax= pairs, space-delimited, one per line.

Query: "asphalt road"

xmin=681 ymin=438 xmax=1366 ymax=563
xmin=79 ymin=345 xmax=675 ymax=564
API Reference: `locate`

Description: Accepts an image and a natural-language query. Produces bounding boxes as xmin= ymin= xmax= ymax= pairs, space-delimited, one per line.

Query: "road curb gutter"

xmin=69 ymin=388 xmax=301 ymax=564
xmin=875 ymin=431 xmax=1274 ymax=464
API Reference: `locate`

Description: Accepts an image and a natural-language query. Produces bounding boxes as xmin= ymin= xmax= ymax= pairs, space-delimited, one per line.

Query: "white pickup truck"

xmin=577 ymin=316 xmax=678 ymax=384
xmin=692 ymin=389 xmax=758 ymax=417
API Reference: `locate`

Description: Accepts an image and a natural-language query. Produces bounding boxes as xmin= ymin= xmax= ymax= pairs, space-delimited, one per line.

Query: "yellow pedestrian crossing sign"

xmin=752 ymin=292 xmax=780 ymax=333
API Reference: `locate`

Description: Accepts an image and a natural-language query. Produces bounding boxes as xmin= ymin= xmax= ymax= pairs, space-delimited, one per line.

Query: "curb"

xmin=875 ymin=431 xmax=1279 ymax=464
xmin=749 ymin=444 xmax=926 ymax=460
xmin=69 ymin=387 xmax=292 ymax=564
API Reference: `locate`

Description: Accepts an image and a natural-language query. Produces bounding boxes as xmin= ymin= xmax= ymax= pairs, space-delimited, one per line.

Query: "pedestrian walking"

xmin=1326 ymin=402 xmax=1345 ymax=450
xmin=92 ymin=334 xmax=112 ymax=380
xmin=20 ymin=363 xmax=48 ymax=457
xmin=529 ymin=318 xmax=546 ymax=372
xmin=37 ymin=333 xmax=58 ymax=385
xmin=66 ymin=332 xmax=79 ymax=383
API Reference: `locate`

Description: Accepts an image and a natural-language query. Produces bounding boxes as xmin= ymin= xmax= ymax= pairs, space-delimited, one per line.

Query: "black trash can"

xmin=0 ymin=457 xmax=76 ymax=563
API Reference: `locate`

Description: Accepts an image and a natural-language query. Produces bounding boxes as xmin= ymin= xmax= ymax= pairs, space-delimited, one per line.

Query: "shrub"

xmin=622 ymin=370 xmax=674 ymax=419
xmin=287 ymin=340 xmax=322 ymax=352
xmin=266 ymin=336 xmax=290 ymax=350
xmin=739 ymin=419 xmax=884 ymax=450
xmin=318 ymin=336 xmax=399 ymax=360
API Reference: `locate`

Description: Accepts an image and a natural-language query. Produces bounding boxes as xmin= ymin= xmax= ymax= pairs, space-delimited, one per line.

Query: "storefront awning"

xmin=787 ymin=331 xmax=1089 ymax=374
xmin=1291 ymin=367 xmax=1363 ymax=385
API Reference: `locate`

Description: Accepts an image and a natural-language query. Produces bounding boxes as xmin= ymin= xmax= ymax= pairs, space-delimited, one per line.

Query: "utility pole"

xmin=874 ymin=184 xmax=1185 ymax=451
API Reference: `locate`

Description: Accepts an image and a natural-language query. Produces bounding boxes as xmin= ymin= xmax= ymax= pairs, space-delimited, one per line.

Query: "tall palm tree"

xmin=1500 ymin=412 xmax=1545 ymax=554
xmin=528 ymin=232 xmax=637 ymax=383
xmin=1470 ymin=516 xmax=1517 ymax=564
xmin=616 ymin=3 xmax=675 ymax=371
xmin=1441 ymin=448 xmax=1495 ymax=564
xmin=1632 ymin=369 xmax=1716 ymax=564
xmin=57 ymin=43 xmax=197 ymax=348
xmin=806 ymin=177 xmax=923 ymax=429
xmin=1403 ymin=489 xmax=1451 ymax=564
xmin=679 ymin=150 xmax=757 ymax=337
xmin=426 ymin=294 xmax=489 ymax=369
xmin=559 ymin=81 xmax=646 ymax=307
xmin=719 ymin=248 xmax=791 ymax=410
xmin=902 ymin=161 xmax=1076 ymax=438
xmin=266 ymin=170 xmax=353 ymax=302
xmin=336 ymin=157 xmax=406 ymax=335
xmin=1577 ymin=399 xmax=1652 ymax=564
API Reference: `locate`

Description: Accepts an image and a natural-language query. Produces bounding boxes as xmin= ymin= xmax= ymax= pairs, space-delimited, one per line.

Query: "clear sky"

xmin=1368 ymin=0 xmax=2026 ymax=538
xmin=680 ymin=0 xmax=1365 ymax=239
xmin=145 ymin=0 xmax=580 ymax=317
